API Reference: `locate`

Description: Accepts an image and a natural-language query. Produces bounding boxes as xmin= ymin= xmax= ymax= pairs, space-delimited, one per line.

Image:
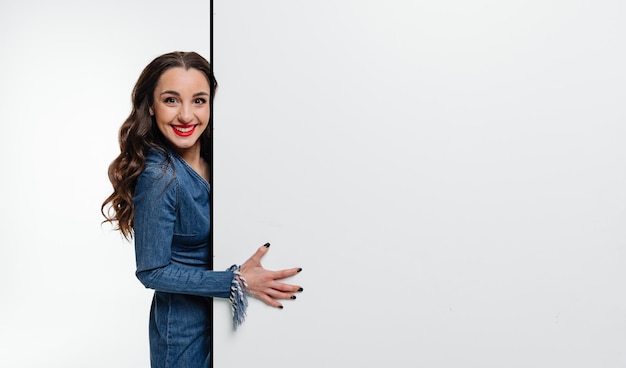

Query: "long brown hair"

xmin=101 ymin=51 xmax=218 ymax=239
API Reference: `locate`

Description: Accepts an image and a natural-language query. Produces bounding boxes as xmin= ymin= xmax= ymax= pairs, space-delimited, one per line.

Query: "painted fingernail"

xmin=264 ymin=243 xmax=270 ymax=248
xmin=297 ymin=268 xmax=302 ymax=273
xmin=297 ymin=287 xmax=303 ymax=292
xmin=278 ymin=305 xmax=284 ymax=309
xmin=290 ymin=295 xmax=297 ymax=300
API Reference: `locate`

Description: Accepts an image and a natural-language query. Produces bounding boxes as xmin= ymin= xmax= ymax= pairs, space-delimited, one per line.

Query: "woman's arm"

xmin=132 ymin=164 xmax=232 ymax=299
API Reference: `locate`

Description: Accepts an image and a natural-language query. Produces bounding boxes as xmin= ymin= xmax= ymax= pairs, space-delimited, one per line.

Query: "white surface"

xmin=212 ymin=1 xmax=626 ymax=367
xmin=0 ymin=1 xmax=209 ymax=367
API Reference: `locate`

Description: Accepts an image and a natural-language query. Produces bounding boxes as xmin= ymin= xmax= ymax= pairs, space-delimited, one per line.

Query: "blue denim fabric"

xmin=133 ymin=148 xmax=233 ymax=368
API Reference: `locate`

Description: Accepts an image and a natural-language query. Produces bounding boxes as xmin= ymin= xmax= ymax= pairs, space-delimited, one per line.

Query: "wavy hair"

xmin=101 ymin=51 xmax=218 ymax=239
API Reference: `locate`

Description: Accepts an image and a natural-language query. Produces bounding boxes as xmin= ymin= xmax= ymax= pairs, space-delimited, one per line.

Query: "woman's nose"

xmin=178 ymin=105 xmax=193 ymax=123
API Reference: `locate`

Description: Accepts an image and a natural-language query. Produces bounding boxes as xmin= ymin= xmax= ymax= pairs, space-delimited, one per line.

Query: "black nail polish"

xmin=278 ymin=305 xmax=284 ymax=309
xmin=297 ymin=287 xmax=303 ymax=292
xmin=264 ymin=243 xmax=270 ymax=248
xmin=290 ymin=295 xmax=297 ymax=300
xmin=297 ymin=268 xmax=302 ymax=273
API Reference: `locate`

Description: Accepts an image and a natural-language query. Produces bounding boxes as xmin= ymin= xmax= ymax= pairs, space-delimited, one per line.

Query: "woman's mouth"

xmin=172 ymin=124 xmax=196 ymax=137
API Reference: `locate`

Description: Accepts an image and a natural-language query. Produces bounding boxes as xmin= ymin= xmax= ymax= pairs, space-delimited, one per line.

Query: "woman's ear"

xmin=149 ymin=107 xmax=154 ymax=116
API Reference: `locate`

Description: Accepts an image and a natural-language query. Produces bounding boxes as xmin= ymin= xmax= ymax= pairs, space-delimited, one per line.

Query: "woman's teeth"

xmin=174 ymin=126 xmax=193 ymax=133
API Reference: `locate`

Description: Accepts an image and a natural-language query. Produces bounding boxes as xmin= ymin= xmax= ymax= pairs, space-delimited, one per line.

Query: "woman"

xmin=101 ymin=51 xmax=302 ymax=367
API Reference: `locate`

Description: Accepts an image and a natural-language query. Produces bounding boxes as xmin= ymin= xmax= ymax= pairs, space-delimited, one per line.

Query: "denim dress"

xmin=133 ymin=148 xmax=234 ymax=368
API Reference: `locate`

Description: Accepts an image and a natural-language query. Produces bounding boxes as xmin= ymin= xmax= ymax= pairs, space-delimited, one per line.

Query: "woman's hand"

xmin=240 ymin=243 xmax=303 ymax=309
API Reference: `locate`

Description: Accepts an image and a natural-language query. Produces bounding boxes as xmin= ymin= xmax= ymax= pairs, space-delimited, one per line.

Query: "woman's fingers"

xmin=245 ymin=242 xmax=270 ymax=265
xmin=268 ymin=267 xmax=302 ymax=281
xmin=255 ymin=287 xmax=300 ymax=308
xmin=255 ymin=293 xmax=283 ymax=309
xmin=264 ymin=287 xmax=299 ymax=300
xmin=269 ymin=280 xmax=303 ymax=293
xmin=240 ymin=243 xmax=303 ymax=308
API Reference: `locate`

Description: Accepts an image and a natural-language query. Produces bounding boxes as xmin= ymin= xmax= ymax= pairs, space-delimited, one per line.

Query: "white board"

xmin=212 ymin=1 xmax=626 ymax=367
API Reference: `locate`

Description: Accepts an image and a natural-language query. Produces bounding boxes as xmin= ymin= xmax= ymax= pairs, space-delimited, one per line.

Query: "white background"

xmin=0 ymin=1 xmax=209 ymax=366
xmin=2 ymin=1 xmax=626 ymax=367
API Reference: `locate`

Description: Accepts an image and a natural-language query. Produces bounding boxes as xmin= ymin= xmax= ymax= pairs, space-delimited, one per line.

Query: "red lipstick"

xmin=172 ymin=124 xmax=195 ymax=137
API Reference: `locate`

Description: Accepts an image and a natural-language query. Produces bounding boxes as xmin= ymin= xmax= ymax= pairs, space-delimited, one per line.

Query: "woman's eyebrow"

xmin=159 ymin=90 xmax=210 ymax=97
xmin=160 ymin=90 xmax=180 ymax=96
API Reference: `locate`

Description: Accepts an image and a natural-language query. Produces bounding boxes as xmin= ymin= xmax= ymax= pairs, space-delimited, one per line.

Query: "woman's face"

xmin=150 ymin=67 xmax=211 ymax=157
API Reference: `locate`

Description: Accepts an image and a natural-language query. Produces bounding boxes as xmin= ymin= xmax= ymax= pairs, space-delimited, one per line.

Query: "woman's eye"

xmin=164 ymin=97 xmax=177 ymax=104
xmin=194 ymin=98 xmax=207 ymax=104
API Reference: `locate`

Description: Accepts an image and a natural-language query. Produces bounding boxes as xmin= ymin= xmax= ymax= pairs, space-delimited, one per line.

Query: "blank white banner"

xmin=213 ymin=1 xmax=626 ymax=367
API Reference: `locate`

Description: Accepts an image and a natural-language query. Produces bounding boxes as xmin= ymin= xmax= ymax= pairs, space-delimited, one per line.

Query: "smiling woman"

xmin=101 ymin=51 xmax=303 ymax=368
xmin=150 ymin=67 xmax=212 ymax=179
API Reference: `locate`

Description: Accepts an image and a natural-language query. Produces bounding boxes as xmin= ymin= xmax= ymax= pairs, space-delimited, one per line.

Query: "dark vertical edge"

xmin=209 ymin=0 xmax=214 ymax=366
xmin=209 ymin=1 xmax=214 ymax=267
xmin=210 ymin=0 xmax=214 ymax=69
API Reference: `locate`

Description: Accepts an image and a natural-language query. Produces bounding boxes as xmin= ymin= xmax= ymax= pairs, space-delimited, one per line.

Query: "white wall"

xmin=213 ymin=1 xmax=626 ymax=367
xmin=2 ymin=1 xmax=626 ymax=368
xmin=0 ymin=1 xmax=209 ymax=366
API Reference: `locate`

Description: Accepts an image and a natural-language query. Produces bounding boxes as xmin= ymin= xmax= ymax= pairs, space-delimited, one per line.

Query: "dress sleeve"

xmin=132 ymin=164 xmax=232 ymax=299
